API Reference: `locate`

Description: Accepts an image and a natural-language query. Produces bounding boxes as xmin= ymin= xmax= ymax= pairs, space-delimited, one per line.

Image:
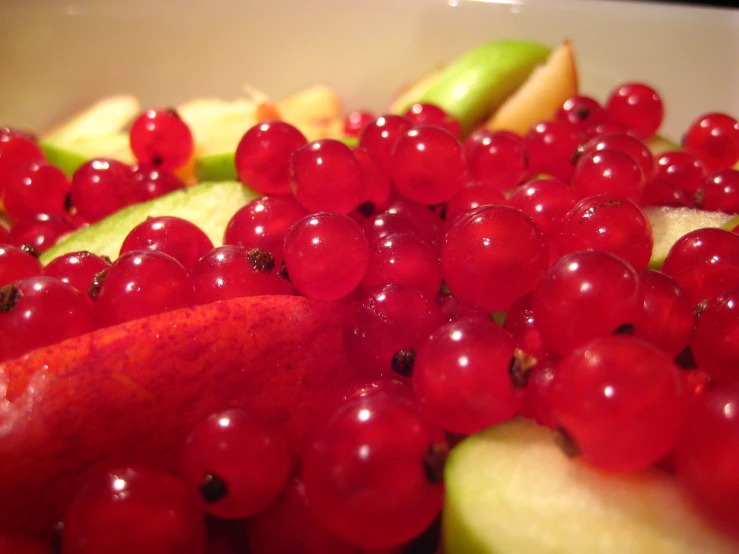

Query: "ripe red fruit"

xmin=129 ymin=108 xmax=194 ymax=171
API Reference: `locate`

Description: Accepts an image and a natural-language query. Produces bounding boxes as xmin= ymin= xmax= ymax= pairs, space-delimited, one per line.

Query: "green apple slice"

xmin=443 ymin=418 xmax=739 ymax=554
xmin=645 ymin=206 xmax=739 ymax=269
xmin=416 ymin=40 xmax=550 ymax=134
xmin=39 ymin=180 xmax=258 ymax=264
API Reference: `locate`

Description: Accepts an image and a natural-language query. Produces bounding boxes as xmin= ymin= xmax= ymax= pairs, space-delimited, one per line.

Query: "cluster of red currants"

xmin=1 ymin=81 xmax=739 ymax=552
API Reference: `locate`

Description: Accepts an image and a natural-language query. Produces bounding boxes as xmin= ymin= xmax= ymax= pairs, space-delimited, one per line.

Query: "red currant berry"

xmin=42 ymin=251 xmax=111 ymax=297
xmin=389 ymin=126 xmax=468 ymax=205
xmin=653 ymin=151 xmax=707 ymax=197
xmin=129 ymin=108 xmax=194 ymax=171
xmin=120 ymin=216 xmax=214 ymax=271
xmin=695 ymin=169 xmax=739 ymax=214
xmin=344 ymin=284 xmax=443 ymax=379
xmin=633 ymin=269 xmax=695 ymax=358
xmin=70 ymin=159 xmax=137 ymax=223
xmin=444 ymin=181 xmax=506 ymax=226
xmin=245 ymin=477 xmax=360 ymax=554
xmin=414 ymin=317 xmax=524 ymax=435
xmin=3 ymin=161 xmax=70 ymax=220
xmin=0 ymin=244 xmax=42 ymax=288
xmin=235 ymin=120 xmax=307 ymax=195
xmin=362 ymin=232 xmax=441 ymax=300
xmin=0 ymin=276 xmax=96 ymax=363
xmin=533 ymin=250 xmax=643 ymax=356
xmin=556 ymin=193 xmax=653 ymax=271
xmin=357 ymin=114 xmax=412 ymax=172
xmin=343 ymin=110 xmax=375 ymax=138
xmin=549 ymin=335 xmax=683 ymax=472
xmin=94 ymin=250 xmax=195 ymax=327
xmin=692 ymin=286 xmax=739 ymax=383
xmin=554 ymin=95 xmax=608 ymax=139
xmin=191 ymin=245 xmax=295 ymax=304
xmin=571 ymin=148 xmax=646 ymax=203
xmin=661 ymin=227 xmax=739 ymax=305
xmin=503 ymin=291 xmax=551 ymax=362
xmin=441 ymin=205 xmax=549 ymax=312
xmin=130 ymin=163 xmax=186 ymax=201
xmin=506 ymin=177 xmax=578 ymax=238
xmin=362 ymin=211 xmax=418 ymax=245
xmin=640 ymin=179 xmax=692 ymax=208
xmin=382 ymin=198 xmax=446 ymax=252
xmin=517 ymin=356 xmax=558 ymax=429
xmin=0 ymin=128 xmax=44 ymax=199
xmin=523 ymin=121 xmax=579 ymax=182
xmin=682 ymin=113 xmax=739 ymax=172
xmin=466 ymin=130 xmax=528 ymax=193
xmin=674 ymin=383 xmax=739 ymax=537
xmin=403 ymin=103 xmax=461 ymax=138
xmin=10 ymin=212 xmax=77 ymax=253
xmin=182 ymin=409 xmax=290 ymax=519
xmin=223 ymin=194 xmax=307 ymax=268
xmin=301 ymin=393 xmax=445 ymax=549
xmin=577 ymin=132 xmax=654 ymax=180
xmin=289 ymin=139 xmax=363 ymax=214
xmin=605 ymin=82 xmax=664 ymax=140
xmin=283 ymin=212 xmax=368 ymax=301
xmin=62 ymin=466 xmax=206 ymax=554
xmin=435 ymin=291 xmax=491 ymax=323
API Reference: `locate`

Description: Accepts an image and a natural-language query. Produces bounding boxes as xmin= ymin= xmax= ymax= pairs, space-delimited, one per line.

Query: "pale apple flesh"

xmin=0 ymin=295 xmax=355 ymax=537
xmin=443 ymin=419 xmax=739 ymax=554
xmin=38 ymin=180 xmax=258 ymax=264
xmin=484 ymin=39 xmax=578 ymax=136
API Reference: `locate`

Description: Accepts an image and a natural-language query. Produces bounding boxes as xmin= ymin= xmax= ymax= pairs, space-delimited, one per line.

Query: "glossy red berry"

xmin=571 ymin=149 xmax=646 ymax=203
xmin=413 ymin=317 xmax=524 ymax=435
xmin=129 ymin=108 xmax=194 ymax=171
xmin=191 ymin=245 xmax=295 ymax=304
xmin=441 ymin=205 xmax=549 ymax=312
xmin=130 ymin=163 xmax=186 ymax=201
xmin=382 ymin=198 xmax=446 ymax=252
xmin=235 ymin=120 xmax=307 ymax=195
xmin=444 ymin=182 xmax=506 ymax=226
xmin=3 ymin=161 xmax=70 ymax=220
xmin=506 ymin=177 xmax=578 ymax=238
xmin=533 ymin=250 xmax=643 ymax=356
xmin=344 ymin=284 xmax=443 ymax=379
xmin=357 ymin=114 xmax=412 ymax=172
xmin=549 ymin=335 xmax=683 ymax=472
xmin=353 ymin=146 xmax=391 ymax=211
xmin=301 ymin=393 xmax=445 ymax=549
xmin=62 ymin=466 xmax=206 ymax=554
xmin=605 ymin=82 xmax=664 ymax=140
xmin=0 ymin=244 xmax=42 ymax=288
xmin=682 ymin=113 xmax=739 ymax=172
xmin=289 ymin=139 xmax=363 ymax=214
xmin=556 ymin=194 xmax=653 ymax=271
xmin=69 ymin=159 xmax=137 ymax=223
xmin=577 ymin=132 xmax=654 ymax=180
xmin=343 ymin=110 xmax=374 ymax=138
xmin=695 ymin=169 xmax=739 ymax=214
xmin=554 ymin=95 xmax=608 ymax=139
xmin=182 ymin=409 xmax=290 ymax=519
xmin=389 ymin=126 xmax=468 ymax=205
xmin=0 ymin=128 xmax=44 ymax=199
xmin=466 ymin=131 xmax=528 ymax=193
xmin=404 ymin=103 xmax=461 ymax=138
xmin=283 ymin=212 xmax=368 ymax=301
xmin=10 ymin=212 xmax=77 ymax=253
xmin=42 ymin=251 xmax=111 ymax=297
xmin=692 ymin=286 xmax=739 ymax=383
xmin=94 ymin=250 xmax=195 ymax=327
xmin=0 ymin=276 xmax=96 ymax=363
xmin=652 ymin=151 xmax=706 ymax=197
xmin=523 ymin=121 xmax=579 ymax=182
xmin=120 ymin=216 xmax=214 ymax=271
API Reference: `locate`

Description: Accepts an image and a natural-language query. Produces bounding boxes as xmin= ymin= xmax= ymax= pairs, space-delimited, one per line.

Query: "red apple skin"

xmin=0 ymin=295 xmax=355 ymax=538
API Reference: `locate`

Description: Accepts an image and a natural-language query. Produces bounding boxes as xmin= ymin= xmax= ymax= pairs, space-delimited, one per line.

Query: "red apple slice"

xmin=0 ymin=295 xmax=354 ymax=537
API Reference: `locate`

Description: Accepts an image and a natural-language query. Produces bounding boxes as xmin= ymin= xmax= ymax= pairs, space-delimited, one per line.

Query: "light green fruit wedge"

xmin=40 ymin=181 xmax=258 ymax=264
xmin=416 ymin=40 xmax=550 ymax=134
xmin=443 ymin=418 xmax=739 ymax=554
xmin=40 ymin=133 xmax=133 ymax=177
xmin=645 ymin=206 xmax=739 ymax=269
xmin=195 ymin=152 xmax=238 ymax=182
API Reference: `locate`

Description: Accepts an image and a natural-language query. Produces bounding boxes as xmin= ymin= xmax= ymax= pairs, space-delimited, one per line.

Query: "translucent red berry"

xmin=120 ymin=216 xmax=214 ymax=271
xmin=357 ymin=114 xmax=412 ymax=172
xmin=289 ymin=139 xmax=363 ymax=214
xmin=343 ymin=110 xmax=374 ymax=138
xmin=682 ymin=113 xmax=739 ymax=172
xmin=42 ymin=251 xmax=111 ymax=297
xmin=506 ymin=177 xmax=578 ymax=238
xmin=0 ymin=244 xmax=42 ymax=288
xmin=523 ymin=121 xmax=579 ymax=182
xmin=466 ymin=130 xmax=528 ymax=193
xmin=441 ymin=205 xmax=549 ymax=312
xmin=554 ymin=95 xmax=608 ymax=139
xmin=0 ymin=128 xmax=44 ymax=199
xmin=235 ymin=120 xmax=307 ymax=195
xmin=571 ymin=149 xmax=646 ymax=203
xmin=549 ymin=335 xmax=683 ymax=472
xmin=404 ymin=103 xmax=461 ymax=138
xmin=130 ymin=163 xmax=186 ymax=201
xmin=3 ymin=161 xmax=70 ymax=220
xmin=413 ymin=317 xmax=523 ymax=435
xmin=692 ymin=286 xmax=739 ymax=383
xmin=604 ymin=82 xmax=664 ymax=140
xmin=0 ymin=276 xmax=96 ymax=362
xmin=182 ymin=409 xmax=290 ymax=519
xmin=129 ymin=108 xmax=194 ymax=171
xmin=10 ymin=212 xmax=77 ymax=253
xmin=283 ymin=212 xmax=368 ymax=301
xmin=695 ymin=169 xmax=739 ymax=214
xmin=69 ymin=159 xmax=137 ymax=223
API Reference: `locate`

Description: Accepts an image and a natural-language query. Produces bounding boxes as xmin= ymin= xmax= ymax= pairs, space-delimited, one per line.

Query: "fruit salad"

xmin=1 ymin=38 xmax=739 ymax=554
